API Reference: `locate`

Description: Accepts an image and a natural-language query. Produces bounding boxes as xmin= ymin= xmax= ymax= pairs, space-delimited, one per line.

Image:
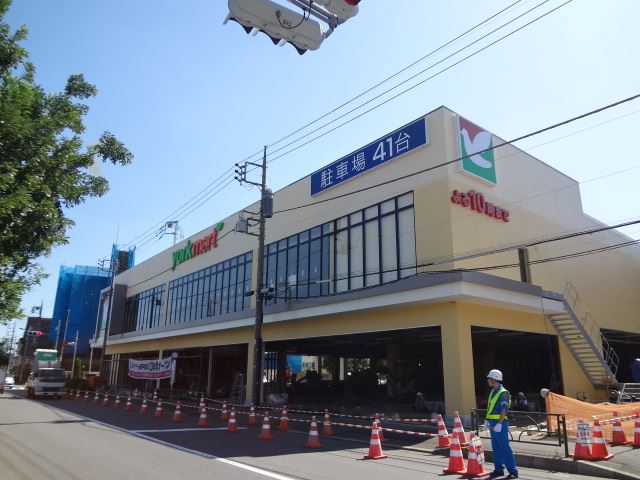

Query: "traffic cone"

xmin=220 ymin=402 xmax=229 ymax=422
xmin=610 ymin=412 xmax=630 ymax=446
xmin=632 ymin=412 xmax=640 ymax=448
xmin=437 ymin=414 xmax=451 ymax=448
xmin=453 ymin=411 xmax=469 ymax=447
xmin=140 ymin=398 xmax=148 ymax=415
xmin=198 ymin=407 xmax=209 ymax=427
xmin=125 ymin=397 xmax=132 ymax=412
xmin=364 ymin=422 xmax=387 ymax=460
xmin=83 ymin=391 xmax=89 ymax=402
xmin=305 ymin=416 xmax=323 ymax=448
xmin=172 ymin=402 xmax=182 ymax=422
xmin=199 ymin=396 xmax=205 ymax=410
xmin=443 ymin=436 xmax=467 ymax=474
xmin=154 ymin=400 xmax=163 ymax=418
xmin=227 ymin=409 xmax=238 ymax=432
xmin=114 ymin=396 xmax=121 ymax=409
xmin=572 ymin=420 xmax=592 ymax=460
xmin=591 ymin=419 xmax=613 ymax=460
xmin=258 ymin=412 xmax=273 ymax=440
xmin=375 ymin=413 xmax=386 ymax=442
xmin=464 ymin=433 xmax=489 ymax=478
xmin=152 ymin=391 xmax=157 ymax=403
xmin=278 ymin=406 xmax=290 ymax=430
xmin=93 ymin=392 xmax=100 ymax=404
xmin=248 ymin=405 xmax=257 ymax=425
xmin=74 ymin=390 xmax=80 ymax=400
xmin=133 ymin=388 xmax=139 ymax=398
xmin=103 ymin=395 xmax=109 ymax=407
xmin=322 ymin=409 xmax=335 ymax=435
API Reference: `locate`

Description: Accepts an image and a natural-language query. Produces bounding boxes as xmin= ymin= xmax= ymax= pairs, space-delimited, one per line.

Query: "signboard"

xmin=576 ymin=420 xmax=592 ymax=443
xmin=450 ymin=189 xmax=510 ymax=222
xmin=473 ymin=434 xmax=485 ymax=464
xmin=171 ymin=222 xmax=224 ymax=270
xmin=310 ymin=117 xmax=428 ymax=196
xmin=457 ymin=115 xmax=497 ymax=185
xmin=128 ymin=357 xmax=173 ymax=380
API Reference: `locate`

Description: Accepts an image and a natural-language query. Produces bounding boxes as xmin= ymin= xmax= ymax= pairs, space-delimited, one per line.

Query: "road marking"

xmin=41 ymin=403 xmax=297 ymax=480
xmin=132 ymin=427 xmax=246 ymax=433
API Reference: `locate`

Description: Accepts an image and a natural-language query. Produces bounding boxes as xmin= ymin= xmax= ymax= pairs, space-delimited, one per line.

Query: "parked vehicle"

xmin=4 ymin=376 xmax=15 ymax=389
xmin=26 ymin=349 xmax=65 ymax=399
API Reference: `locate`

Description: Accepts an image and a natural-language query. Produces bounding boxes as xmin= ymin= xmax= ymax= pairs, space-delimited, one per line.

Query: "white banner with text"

xmin=128 ymin=357 xmax=173 ymax=379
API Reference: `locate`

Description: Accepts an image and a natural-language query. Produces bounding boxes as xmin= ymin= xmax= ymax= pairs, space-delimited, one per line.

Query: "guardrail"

xmin=471 ymin=408 xmax=569 ymax=458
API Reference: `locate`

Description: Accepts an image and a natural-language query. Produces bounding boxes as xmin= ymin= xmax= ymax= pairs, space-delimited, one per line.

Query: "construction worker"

xmin=484 ymin=369 xmax=518 ymax=479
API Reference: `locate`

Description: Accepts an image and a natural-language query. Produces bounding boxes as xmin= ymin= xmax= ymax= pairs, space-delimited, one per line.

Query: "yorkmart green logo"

xmin=458 ymin=116 xmax=496 ymax=185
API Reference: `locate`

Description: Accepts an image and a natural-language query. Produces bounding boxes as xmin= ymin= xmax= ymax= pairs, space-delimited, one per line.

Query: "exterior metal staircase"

xmin=546 ymin=282 xmax=619 ymax=389
xmin=617 ymin=383 xmax=640 ymax=403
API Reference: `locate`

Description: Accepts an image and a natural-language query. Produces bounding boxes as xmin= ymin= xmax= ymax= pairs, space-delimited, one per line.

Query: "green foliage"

xmin=0 ymin=0 xmax=133 ymax=323
xmin=65 ymin=376 xmax=88 ymax=390
xmin=72 ymin=357 xmax=83 ymax=379
xmin=0 ymin=339 xmax=9 ymax=366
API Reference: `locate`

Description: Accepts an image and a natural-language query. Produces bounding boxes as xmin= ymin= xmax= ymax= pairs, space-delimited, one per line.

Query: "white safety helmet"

xmin=487 ymin=369 xmax=503 ymax=381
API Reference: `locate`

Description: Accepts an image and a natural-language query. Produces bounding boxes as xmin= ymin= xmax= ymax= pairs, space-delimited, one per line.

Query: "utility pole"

xmin=58 ymin=309 xmax=70 ymax=364
xmin=98 ymin=257 xmax=118 ymax=386
xmin=234 ymin=146 xmax=272 ymax=405
xmin=70 ymin=330 xmax=79 ymax=378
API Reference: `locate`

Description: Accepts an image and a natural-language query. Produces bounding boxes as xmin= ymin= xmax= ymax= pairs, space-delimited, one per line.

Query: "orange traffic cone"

xmin=140 ymin=398 xmax=148 ymax=415
xmin=114 ymin=396 xmax=121 ymax=409
xmin=375 ymin=413 xmax=386 ymax=443
xmin=84 ymin=391 xmax=89 ymax=402
xmin=103 ymin=395 xmax=109 ymax=407
xmin=278 ymin=406 xmax=290 ymax=430
xmin=453 ymin=411 xmax=469 ymax=447
xmin=93 ymin=392 xmax=100 ymax=404
xmin=364 ymin=422 xmax=387 ymax=460
xmin=75 ymin=390 xmax=81 ymax=400
xmin=227 ymin=409 xmax=238 ymax=432
xmin=154 ymin=400 xmax=163 ymax=418
xmin=198 ymin=407 xmax=209 ymax=427
xmin=443 ymin=436 xmax=467 ymax=474
xmin=610 ymin=412 xmax=630 ymax=446
xmin=248 ymin=405 xmax=257 ymax=425
xmin=633 ymin=412 xmax=640 ymax=448
xmin=464 ymin=433 xmax=489 ymax=478
xmin=152 ymin=391 xmax=157 ymax=403
xmin=437 ymin=414 xmax=451 ymax=448
xmin=258 ymin=412 xmax=273 ymax=440
xmin=220 ymin=402 xmax=229 ymax=422
xmin=172 ymin=402 xmax=183 ymax=422
xmin=322 ymin=409 xmax=335 ymax=435
xmin=125 ymin=397 xmax=132 ymax=412
xmin=199 ymin=396 xmax=205 ymax=408
xmin=572 ymin=420 xmax=592 ymax=460
xmin=306 ymin=416 xmax=323 ymax=448
xmin=591 ymin=418 xmax=613 ymax=460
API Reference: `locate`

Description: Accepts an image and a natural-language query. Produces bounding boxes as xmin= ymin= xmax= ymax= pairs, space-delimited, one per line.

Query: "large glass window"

xmin=123 ymin=284 xmax=164 ymax=333
xmin=165 ymin=251 xmax=252 ymax=326
xmin=263 ymin=191 xmax=415 ymax=301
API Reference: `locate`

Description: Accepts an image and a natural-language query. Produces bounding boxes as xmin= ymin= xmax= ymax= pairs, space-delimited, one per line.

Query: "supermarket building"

xmin=94 ymin=106 xmax=640 ymax=414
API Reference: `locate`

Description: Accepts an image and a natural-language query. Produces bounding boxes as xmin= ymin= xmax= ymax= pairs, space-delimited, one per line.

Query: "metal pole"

xmin=71 ymin=330 xmax=79 ymax=378
xmin=59 ymin=309 xmax=70 ymax=365
xmin=98 ymin=259 xmax=118 ymax=385
xmin=252 ymin=146 xmax=267 ymax=406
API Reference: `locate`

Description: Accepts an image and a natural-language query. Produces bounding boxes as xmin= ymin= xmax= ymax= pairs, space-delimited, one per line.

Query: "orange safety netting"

xmin=546 ymin=391 xmax=640 ymax=440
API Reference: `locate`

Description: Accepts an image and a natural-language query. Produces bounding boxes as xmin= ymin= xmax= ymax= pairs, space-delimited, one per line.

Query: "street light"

xmin=234 ymin=146 xmax=273 ymax=405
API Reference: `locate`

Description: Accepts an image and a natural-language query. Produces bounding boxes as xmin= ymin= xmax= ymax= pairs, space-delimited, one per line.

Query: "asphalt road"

xmin=0 ymin=388 xmax=613 ymax=480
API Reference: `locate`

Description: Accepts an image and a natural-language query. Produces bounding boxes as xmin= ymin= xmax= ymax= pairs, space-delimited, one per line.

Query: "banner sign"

xmin=128 ymin=357 xmax=173 ymax=379
xmin=310 ymin=117 xmax=428 ymax=196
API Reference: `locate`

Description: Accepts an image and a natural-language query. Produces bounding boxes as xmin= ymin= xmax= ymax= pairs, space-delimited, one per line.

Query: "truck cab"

xmin=26 ymin=368 xmax=66 ymax=399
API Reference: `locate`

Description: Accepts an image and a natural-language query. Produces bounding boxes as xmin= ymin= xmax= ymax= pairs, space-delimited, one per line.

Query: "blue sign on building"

xmin=310 ymin=117 xmax=428 ymax=196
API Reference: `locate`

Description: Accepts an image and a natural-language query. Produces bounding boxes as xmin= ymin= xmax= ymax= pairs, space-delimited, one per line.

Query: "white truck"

xmin=26 ymin=349 xmax=66 ymax=399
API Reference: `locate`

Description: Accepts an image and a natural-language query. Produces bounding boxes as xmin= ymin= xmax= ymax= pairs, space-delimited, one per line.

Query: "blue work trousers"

xmin=489 ymin=420 xmax=517 ymax=475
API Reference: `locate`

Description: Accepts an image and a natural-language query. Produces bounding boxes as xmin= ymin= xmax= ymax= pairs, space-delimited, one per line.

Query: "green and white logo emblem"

xmin=458 ymin=116 xmax=496 ymax=185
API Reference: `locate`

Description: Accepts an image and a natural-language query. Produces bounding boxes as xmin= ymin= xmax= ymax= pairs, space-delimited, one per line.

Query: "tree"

xmin=0 ymin=0 xmax=133 ymax=323
xmin=0 ymin=339 xmax=9 ymax=366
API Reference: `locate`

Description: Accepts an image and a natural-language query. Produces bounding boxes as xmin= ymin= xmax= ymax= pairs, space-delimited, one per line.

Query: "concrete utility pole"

xmin=70 ymin=330 xmax=79 ymax=378
xmin=58 ymin=309 xmax=70 ymax=365
xmin=234 ymin=146 xmax=272 ymax=405
xmin=98 ymin=257 xmax=118 ymax=385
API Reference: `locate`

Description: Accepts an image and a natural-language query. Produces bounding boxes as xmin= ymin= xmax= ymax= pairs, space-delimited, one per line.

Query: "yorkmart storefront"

xmin=96 ymin=107 xmax=640 ymax=414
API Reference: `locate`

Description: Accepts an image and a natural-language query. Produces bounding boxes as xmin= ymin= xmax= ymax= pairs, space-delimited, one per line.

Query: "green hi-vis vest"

xmin=486 ymin=386 xmax=510 ymax=420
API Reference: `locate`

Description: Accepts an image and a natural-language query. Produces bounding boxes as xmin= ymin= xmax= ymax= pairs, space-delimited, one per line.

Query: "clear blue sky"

xmin=3 ymin=0 xmax=639 ymax=340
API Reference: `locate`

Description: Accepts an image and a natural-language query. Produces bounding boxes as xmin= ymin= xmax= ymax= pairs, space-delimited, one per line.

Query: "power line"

xmin=121 ymin=1 xmax=558 ymax=249
xmin=274 ymin=93 xmax=640 ymax=214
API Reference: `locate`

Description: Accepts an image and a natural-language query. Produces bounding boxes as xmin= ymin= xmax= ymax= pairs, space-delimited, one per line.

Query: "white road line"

xmin=132 ymin=427 xmax=246 ymax=433
xmin=42 ymin=403 xmax=297 ymax=480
